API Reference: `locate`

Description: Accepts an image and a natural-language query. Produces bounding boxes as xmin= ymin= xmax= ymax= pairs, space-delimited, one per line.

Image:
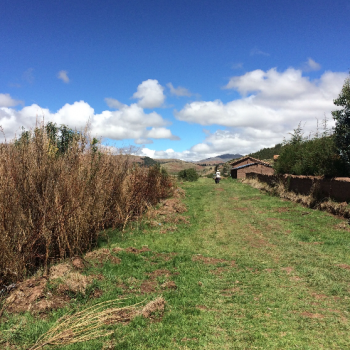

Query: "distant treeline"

xmin=249 ymin=143 xmax=283 ymax=160
xmin=196 ymin=163 xmax=221 ymax=166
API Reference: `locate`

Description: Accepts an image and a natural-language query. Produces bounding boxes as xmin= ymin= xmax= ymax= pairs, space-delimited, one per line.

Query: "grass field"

xmin=2 ymin=178 xmax=350 ymax=349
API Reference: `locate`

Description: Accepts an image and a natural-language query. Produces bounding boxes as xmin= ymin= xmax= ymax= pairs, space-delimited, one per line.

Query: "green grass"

xmin=2 ymin=178 xmax=350 ymax=349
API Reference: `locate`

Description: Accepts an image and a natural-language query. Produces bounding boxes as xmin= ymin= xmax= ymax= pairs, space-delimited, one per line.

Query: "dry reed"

xmin=0 ymin=122 xmax=174 ymax=285
xmin=29 ymin=298 xmax=145 ymax=350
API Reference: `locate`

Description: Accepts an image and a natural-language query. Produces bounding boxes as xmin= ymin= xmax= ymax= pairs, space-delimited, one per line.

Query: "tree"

xmin=15 ymin=122 xmax=83 ymax=156
xmin=141 ymin=156 xmax=159 ymax=167
xmin=332 ymin=74 xmax=350 ymax=166
xmin=274 ymin=122 xmax=348 ymax=177
xmin=222 ymin=163 xmax=230 ymax=176
xmin=249 ymin=143 xmax=283 ymax=160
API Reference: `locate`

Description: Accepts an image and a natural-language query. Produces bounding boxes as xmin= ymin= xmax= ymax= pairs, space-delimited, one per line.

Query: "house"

xmin=230 ymin=156 xmax=274 ymax=179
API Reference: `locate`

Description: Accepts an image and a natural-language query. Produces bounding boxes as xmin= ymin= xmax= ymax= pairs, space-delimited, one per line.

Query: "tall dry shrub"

xmin=0 ymin=123 xmax=173 ymax=285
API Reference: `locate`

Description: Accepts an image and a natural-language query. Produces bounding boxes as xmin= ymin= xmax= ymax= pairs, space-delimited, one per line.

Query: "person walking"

xmin=214 ymin=171 xmax=221 ymax=184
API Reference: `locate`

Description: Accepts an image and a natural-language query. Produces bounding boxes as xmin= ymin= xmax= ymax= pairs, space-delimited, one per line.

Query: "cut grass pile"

xmin=2 ymin=178 xmax=350 ymax=349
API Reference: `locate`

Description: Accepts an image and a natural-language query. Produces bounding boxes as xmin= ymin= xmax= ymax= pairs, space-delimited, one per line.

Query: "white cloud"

xmin=302 ymin=58 xmax=321 ymax=72
xmin=139 ymin=128 xmax=281 ymax=162
xmin=250 ymin=47 xmax=270 ymax=56
xmin=0 ymin=93 xmax=23 ymax=107
xmin=132 ymin=79 xmax=165 ymax=108
xmin=231 ymin=62 xmax=243 ymax=69
xmin=139 ymin=147 xmax=199 ymax=161
xmin=146 ymin=127 xmax=180 ymax=140
xmin=176 ymin=68 xmax=347 ymax=135
xmin=104 ymin=98 xmax=125 ymax=109
xmin=169 ymin=67 xmax=348 ymax=159
xmin=22 ymin=68 xmax=34 ymax=84
xmin=57 ymin=70 xmax=70 ymax=83
xmin=167 ymin=83 xmax=192 ymax=97
xmin=0 ymin=81 xmax=179 ymax=143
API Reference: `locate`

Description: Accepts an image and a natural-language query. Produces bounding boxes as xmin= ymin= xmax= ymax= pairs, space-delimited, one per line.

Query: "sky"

xmin=1 ymin=0 xmax=350 ymax=161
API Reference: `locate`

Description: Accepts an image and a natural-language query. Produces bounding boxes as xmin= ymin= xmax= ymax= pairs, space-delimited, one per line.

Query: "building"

xmin=230 ymin=156 xmax=274 ymax=179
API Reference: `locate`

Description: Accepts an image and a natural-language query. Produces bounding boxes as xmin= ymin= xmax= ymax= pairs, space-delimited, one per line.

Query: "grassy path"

xmin=164 ymin=178 xmax=350 ymax=349
xmin=2 ymin=178 xmax=350 ymax=349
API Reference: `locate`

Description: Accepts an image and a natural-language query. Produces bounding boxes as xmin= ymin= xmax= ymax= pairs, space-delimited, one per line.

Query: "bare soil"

xmin=4 ymin=277 xmax=68 ymax=314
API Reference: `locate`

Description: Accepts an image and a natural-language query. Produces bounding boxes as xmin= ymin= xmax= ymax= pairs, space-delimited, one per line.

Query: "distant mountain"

xmin=196 ymin=153 xmax=243 ymax=164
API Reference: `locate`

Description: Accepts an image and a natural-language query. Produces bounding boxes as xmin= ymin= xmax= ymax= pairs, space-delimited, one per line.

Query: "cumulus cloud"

xmin=104 ymin=98 xmax=125 ymax=109
xmin=167 ymin=83 xmax=192 ymax=97
xmin=176 ymin=68 xmax=347 ymax=135
xmin=57 ymin=70 xmax=70 ymax=83
xmin=139 ymin=147 xmax=199 ymax=161
xmin=0 ymin=93 xmax=23 ymax=107
xmin=169 ymin=67 xmax=348 ymax=159
xmin=132 ymin=79 xmax=165 ymax=108
xmin=302 ymin=58 xmax=321 ymax=72
xmin=138 ymin=127 xmax=281 ymax=162
xmin=0 ymin=81 xmax=178 ymax=143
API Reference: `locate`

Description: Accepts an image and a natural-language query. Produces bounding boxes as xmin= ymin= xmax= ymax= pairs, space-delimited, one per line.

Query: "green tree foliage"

xmin=141 ymin=156 xmax=159 ymax=167
xmin=249 ymin=143 xmax=283 ymax=160
xmin=332 ymin=75 xmax=350 ymax=166
xmin=221 ymin=163 xmax=230 ymax=176
xmin=274 ymin=122 xmax=349 ymax=177
xmin=178 ymin=168 xmax=199 ymax=181
xmin=15 ymin=122 xmax=83 ymax=156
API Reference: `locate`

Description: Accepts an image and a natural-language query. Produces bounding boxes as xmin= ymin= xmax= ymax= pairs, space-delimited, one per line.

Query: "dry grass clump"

xmin=29 ymin=297 xmax=166 ymax=350
xmin=0 ymin=122 xmax=174 ymax=285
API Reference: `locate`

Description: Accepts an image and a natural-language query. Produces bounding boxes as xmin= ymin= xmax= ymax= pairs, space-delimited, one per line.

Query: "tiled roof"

xmin=232 ymin=162 xmax=272 ymax=170
xmin=230 ymin=156 xmax=271 ymax=167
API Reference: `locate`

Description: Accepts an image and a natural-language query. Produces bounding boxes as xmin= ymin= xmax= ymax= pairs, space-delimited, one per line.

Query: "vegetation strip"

xmin=2 ymin=178 xmax=350 ymax=349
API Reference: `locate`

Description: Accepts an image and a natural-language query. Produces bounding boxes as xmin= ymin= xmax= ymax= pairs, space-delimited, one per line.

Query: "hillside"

xmin=196 ymin=153 xmax=242 ymax=164
xmin=156 ymin=158 xmax=213 ymax=175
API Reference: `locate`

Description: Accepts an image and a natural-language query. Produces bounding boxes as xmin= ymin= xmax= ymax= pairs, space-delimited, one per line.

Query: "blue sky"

xmin=1 ymin=0 xmax=350 ymax=160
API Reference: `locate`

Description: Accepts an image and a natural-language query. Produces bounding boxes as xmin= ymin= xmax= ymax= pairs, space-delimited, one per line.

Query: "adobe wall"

xmin=246 ymin=173 xmax=350 ymax=202
xmin=236 ymin=164 xmax=274 ymax=179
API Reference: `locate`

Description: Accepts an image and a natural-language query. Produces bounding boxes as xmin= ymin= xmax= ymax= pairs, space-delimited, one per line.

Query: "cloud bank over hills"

xmin=0 ymin=65 xmax=347 ymax=161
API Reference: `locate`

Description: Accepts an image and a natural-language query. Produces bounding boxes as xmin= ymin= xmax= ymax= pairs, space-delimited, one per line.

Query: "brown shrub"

xmin=0 ymin=122 xmax=174 ymax=285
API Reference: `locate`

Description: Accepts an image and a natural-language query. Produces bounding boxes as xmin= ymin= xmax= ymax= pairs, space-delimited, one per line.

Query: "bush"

xmin=274 ymin=122 xmax=349 ymax=177
xmin=0 ymin=122 xmax=174 ymax=285
xmin=178 ymin=168 xmax=199 ymax=182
